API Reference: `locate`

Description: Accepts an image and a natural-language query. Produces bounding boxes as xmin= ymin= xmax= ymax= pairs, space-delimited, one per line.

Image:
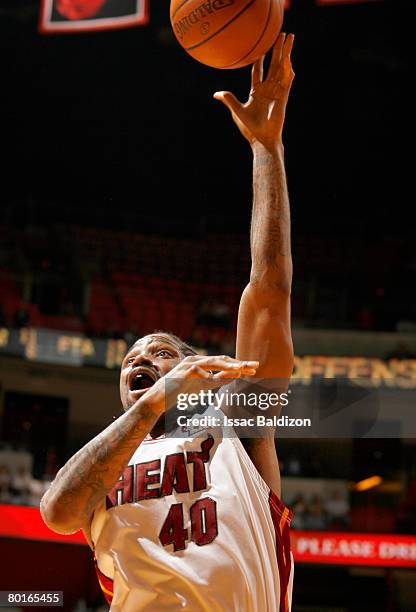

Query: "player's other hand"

xmin=138 ymin=355 xmax=259 ymax=415
xmin=214 ymin=33 xmax=295 ymax=153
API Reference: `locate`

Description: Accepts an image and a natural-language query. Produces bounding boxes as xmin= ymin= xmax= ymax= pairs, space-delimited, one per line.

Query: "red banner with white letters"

xmin=1 ymin=506 xmax=416 ymax=567
xmin=292 ymin=530 xmax=416 ymax=567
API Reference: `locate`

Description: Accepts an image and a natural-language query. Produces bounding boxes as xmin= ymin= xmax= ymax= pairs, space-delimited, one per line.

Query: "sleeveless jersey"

xmin=91 ymin=425 xmax=294 ymax=611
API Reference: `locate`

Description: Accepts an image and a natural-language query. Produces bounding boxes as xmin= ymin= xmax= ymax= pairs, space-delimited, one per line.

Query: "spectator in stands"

xmin=304 ymin=495 xmax=327 ymax=530
xmin=290 ymin=494 xmax=306 ymax=530
xmin=13 ymin=303 xmax=30 ymax=328
xmin=41 ymin=473 xmax=54 ymax=496
xmin=44 ymin=446 xmax=59 ymax=478
xmin=324 ymin=490 xmax=350 ymax=530
xmin=287 ymin=455 xmax=301 ymax=476
xmin=28 ymin=477 xmax=47 ymax=507
xmin=10 ymin=465 xmax=33 ymax=505
xmin=0 ymin=465 xmax=11 ymax=503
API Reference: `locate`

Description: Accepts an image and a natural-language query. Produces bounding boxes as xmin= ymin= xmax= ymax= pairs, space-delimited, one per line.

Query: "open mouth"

xmin=128 ymin=368 xmax=158 ymax=393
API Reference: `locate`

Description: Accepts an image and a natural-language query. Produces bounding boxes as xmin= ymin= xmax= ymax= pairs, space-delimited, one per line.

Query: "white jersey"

xmin=91 ymin=424 xmax=294 ymax=611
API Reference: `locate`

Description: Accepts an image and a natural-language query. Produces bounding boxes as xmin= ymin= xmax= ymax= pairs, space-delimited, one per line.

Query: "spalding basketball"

xmin=170 ymin=0 xmax=284 ymax=69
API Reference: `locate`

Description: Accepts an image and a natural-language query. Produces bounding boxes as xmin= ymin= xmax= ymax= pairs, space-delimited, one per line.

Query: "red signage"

xmin=1 ymin=506 xmax=415 ymax=568
xmin=292 ymin=530 xmax=416 ymax=568
xmin=0 ymin=505 xmax=86 ymax=545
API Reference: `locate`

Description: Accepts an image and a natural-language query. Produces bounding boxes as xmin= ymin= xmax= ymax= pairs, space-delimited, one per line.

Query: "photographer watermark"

xmin=161 ymin=376 xmax=416 ymax=439
xmin=175 ymin=388 xmax=310 ymax=429
xmin=176 ymin=412 xmax=312 ymax=429
xmin=163 ymin=378 xmax=316 ymax=437
xmin=176 ymin=388 xmax=289 ymax=411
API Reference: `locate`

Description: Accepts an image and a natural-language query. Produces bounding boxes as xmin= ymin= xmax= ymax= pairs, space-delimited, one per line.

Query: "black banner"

xmin=39 ymin=0 xmax=148 ymax=33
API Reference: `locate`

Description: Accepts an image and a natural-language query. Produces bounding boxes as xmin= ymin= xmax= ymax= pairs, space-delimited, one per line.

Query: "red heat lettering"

xmin=106 ymin=465 xmax=134 ymax=509
xmin=136 ymin=459 xmax=161 ymax=501
xmin=160 ymin=453 xmax=190 ymax=497
xmin=187 ymin=435 xmax=214 ymax=491
xmin=106 ymin=436 xmax=214 ymax=510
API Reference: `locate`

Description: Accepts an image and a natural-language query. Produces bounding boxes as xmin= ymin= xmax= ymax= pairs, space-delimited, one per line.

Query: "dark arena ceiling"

xmin=1 ymin=0 xmax=412 ymax=236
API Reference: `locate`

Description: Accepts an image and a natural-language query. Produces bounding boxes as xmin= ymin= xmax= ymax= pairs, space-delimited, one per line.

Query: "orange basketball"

xmin=170 ymin=0 xmax=284 ymax=69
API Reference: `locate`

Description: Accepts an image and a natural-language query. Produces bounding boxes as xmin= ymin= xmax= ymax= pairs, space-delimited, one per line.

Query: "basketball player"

xmin=41 ymin=33 xmax=295 ymax=611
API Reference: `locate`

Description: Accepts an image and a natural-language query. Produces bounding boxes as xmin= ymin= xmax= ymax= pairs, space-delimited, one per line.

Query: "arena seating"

xmin=0 ymin=224 xmax=413 ymax=337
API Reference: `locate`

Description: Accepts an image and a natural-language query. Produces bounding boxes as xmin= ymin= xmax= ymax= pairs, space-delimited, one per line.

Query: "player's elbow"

xmin=249 ymin=268 xmax=292 ymax=299
xmin=247 ymin=276 xmax=292 ymax=307
xmin=40 ymin=492 xmax=82 ymax=535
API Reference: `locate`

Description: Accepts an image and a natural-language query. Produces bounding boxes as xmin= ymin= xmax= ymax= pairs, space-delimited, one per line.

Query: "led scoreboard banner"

xmin=0 ymin=327 xmax=126 ymax=369
xmin=292 ymin=530 xmax=416 ymax=568
xmin=0 ymin=327 xmax=416 ymax=388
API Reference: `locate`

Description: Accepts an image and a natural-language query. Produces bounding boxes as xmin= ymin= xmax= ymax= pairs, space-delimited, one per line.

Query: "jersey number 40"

xmin=159 ymin=497 xmax=218 ymax=552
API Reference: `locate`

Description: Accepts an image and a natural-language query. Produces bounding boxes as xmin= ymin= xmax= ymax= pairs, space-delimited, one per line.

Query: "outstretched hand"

xmin=214 ymin=33 xmax=295 ymax=153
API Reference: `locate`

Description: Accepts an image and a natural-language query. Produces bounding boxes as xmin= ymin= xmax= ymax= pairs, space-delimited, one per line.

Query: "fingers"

xmin=251 ymin=55 xmax=264 ymax=88
xmin=212 ymin=367 xmax=257 ymax=380
xmin=282 ymin=32 xmax=295 ymax=61
xmin=267 ymin=32 xmax=295 ymax=82
xmin=213 ymin=91 xmax=243 ymax=116
xmin=187 ymin=367 xmax=257 ymax=380
xmin=281 ymin=34 xmax=295 ymax=87
xmin=184 ymin=354 xmax=259 ymax=377
xmin=197 ymin=355 xmax=259 ymax=370
xmin=267 ymin=32 xmax=285 ymax=80
xmin=186 ymin=360 xmax=258 ymax=381
xmin=187 ymin=365 xmax=215 ymax=380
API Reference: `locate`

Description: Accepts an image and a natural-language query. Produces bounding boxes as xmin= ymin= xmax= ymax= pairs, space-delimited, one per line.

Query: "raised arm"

xmin=214 ymin=33 xmax=295 ymax=379
xmin=214 ymin=34 xmax=295 ymax=495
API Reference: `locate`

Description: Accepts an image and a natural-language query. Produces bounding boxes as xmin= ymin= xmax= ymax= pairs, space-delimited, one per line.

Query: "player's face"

xmin=120 ymin=334 xmax=183 ymax=410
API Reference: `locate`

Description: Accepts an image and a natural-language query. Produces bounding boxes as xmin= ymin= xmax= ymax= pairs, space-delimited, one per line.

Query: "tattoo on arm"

xmin=250 ymin=147 xmax=292 ymax=286
xmin=41 ymin=401 xmax=159 ymax=530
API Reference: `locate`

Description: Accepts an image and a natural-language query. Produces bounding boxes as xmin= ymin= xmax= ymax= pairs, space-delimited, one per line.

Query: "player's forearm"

xmin=40 ymin=399 xmax=161 ymax=534
xmin=249 ymin=142 xmax=292 ymax=294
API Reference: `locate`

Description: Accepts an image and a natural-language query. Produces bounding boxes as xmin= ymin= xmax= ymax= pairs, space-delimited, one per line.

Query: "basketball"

xmin=170 ymin=0 xmax=284 ymax=69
